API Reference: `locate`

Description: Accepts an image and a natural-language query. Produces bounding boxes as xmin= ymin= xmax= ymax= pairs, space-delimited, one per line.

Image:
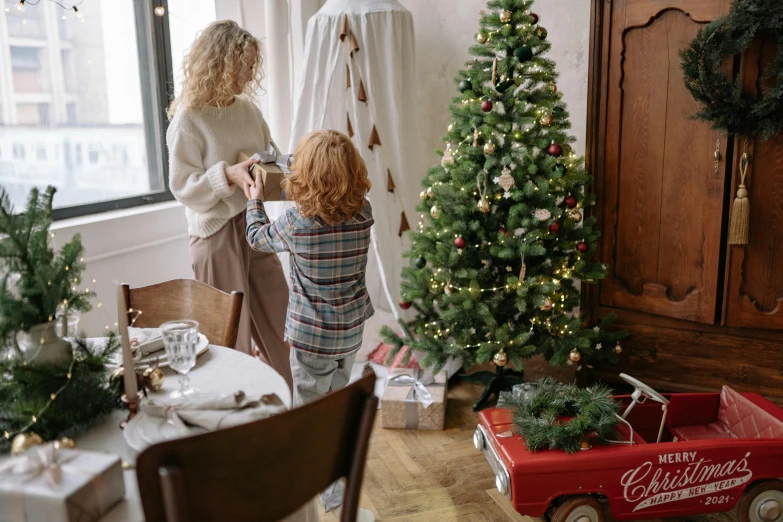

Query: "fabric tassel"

xmin=368 ymin=125 xmax=381 ymax=150
xmin=340 ymin=14 xmax=349 ymax=41
xmin=358 ymin=79 xmax=367 ymax=103
xmin=728 ymin=143 xmax=750 ymax=245
xmin=399 ymin=212 xmax=410 ymax=237
xmin=387 ymin=169 xmax=395 ymax=192
xmin=346 ymin=64 xmax=351 ymax=88
xmin=346 ymin=114 xmax=354 ymax=138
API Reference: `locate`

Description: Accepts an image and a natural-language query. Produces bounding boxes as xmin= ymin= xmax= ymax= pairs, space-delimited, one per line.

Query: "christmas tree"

xmin=0 ymin=186 xmax=92 ymax=351
xmin=382 ymin=0 xmax=625 ymax=393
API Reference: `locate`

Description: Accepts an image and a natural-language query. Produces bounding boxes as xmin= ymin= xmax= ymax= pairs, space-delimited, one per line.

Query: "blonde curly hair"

xmin=168 ymin=20 xmax=262 ymax=119
xmin=285 ymin=130 xmax=371 ymax=225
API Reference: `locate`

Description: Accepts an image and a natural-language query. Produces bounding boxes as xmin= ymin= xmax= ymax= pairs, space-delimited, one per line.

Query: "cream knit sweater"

xmin=167 ymin=96 xmax=271 ymax=238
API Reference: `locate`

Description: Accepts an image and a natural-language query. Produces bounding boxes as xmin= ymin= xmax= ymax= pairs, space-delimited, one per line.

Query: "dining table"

xmin=74 ymin=344 xmax=317 ymax=522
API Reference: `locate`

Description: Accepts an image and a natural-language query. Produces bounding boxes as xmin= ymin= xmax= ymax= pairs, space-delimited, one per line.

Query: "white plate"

xmin=124 ymin=395 xmax=216 ymax=452
xmin=111 ymin=333 xmax=209 ymax=370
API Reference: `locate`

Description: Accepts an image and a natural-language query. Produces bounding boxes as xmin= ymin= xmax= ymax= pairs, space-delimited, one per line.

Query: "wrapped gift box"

xmin=381 ymin=368 xmax=447 ymax=430
xmin=238 ymin=149 xmax=292 ymax=201
xmin=0 ymin=446 xmax=125 ymax=522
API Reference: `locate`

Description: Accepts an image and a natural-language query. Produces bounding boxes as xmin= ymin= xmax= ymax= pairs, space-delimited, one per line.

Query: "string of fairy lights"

xmin=2 ymin=231 xmax=142 ymax=442
xmin=8 ymin=0 xmax=168 ymax=21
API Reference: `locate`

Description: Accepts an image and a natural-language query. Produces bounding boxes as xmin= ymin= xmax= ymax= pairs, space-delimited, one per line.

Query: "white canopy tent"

xmin=289 ymin=0 xmax=420 ymax=319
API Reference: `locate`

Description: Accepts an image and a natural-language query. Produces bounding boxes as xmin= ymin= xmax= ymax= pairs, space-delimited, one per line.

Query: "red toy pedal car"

xmin=475 ymin=374 xmax=783 ymax=522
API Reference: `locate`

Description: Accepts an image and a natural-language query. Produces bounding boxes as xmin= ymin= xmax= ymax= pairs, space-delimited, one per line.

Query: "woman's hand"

xmin=225 ymin=157 xmax=260 ymax=199
xmin=249 ymin=176 xmax=265 ymax=201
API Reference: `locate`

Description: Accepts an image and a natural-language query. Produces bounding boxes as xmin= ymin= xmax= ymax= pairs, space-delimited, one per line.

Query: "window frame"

xmin=51 ymin=0 xmax=175 ymax=220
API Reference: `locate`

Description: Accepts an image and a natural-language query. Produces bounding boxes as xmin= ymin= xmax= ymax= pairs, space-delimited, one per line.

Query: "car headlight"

xmin=496 ymin=473 xmax=509 ymax=495
xmin=473 ymin=428 xmax=485 ymax=450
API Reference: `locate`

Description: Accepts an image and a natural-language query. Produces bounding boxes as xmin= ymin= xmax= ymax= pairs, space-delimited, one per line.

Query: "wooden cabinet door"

xmin=724 ymin=38 xmax=783 ymax=330
xmin=595 ymin=0 xmax=730 ymax=324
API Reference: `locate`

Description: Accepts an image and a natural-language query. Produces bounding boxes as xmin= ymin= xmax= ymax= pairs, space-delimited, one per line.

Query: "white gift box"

xmin=0 ymin=447 xmax=125 ymax=522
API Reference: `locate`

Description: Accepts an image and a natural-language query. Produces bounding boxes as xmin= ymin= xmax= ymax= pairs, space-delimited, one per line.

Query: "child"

xmin=246 ymin=129 xmax=374 ymax=516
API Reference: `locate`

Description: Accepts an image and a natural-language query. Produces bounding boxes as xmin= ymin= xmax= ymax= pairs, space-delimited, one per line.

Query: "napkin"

xmin=128 ymin=327 xmax=164 ymax=355
xmin=140 ymin=392 xmax=286 ymax=436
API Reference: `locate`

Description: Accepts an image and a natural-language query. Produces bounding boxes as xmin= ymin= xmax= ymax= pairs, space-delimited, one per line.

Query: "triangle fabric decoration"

xmin=387 ymin=169 xmax=395 ymax=192
xmin=398 ymin=211 xmax=410 ymax=237
xmin=340 ymin=14 xmax=348 ymax=41
xmin=358 ymin=79 xmax=367 ymax=103
xmin=349 ymin=31 xmax=360 ymax=57
xmin=346 ymin=64 xmax=351 ymax=88
xmin=347 ymin=114 xmax=354 ymax=138
xmin=368 ymin=125 xmax=381 ymax=150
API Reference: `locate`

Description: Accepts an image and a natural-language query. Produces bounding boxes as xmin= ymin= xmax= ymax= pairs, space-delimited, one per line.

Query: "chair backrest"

xmin=718 ymin=386 xmax=783 ymax=438
xmin=136 ymin=371 xmax=378 ymax=522
xmin=121 ymin=279 xmax=243 ymax=349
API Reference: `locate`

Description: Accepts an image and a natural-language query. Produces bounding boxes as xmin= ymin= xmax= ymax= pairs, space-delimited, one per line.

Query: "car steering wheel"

xmin=620 ymin=373 xmax=669 ymax=420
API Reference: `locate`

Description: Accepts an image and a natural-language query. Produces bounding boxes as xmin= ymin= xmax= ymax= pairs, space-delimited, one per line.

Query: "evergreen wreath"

xmin=505 ymin=377 xmax=620 ymax=453
xmin=680 ymin=0 xmax=783 ymax=140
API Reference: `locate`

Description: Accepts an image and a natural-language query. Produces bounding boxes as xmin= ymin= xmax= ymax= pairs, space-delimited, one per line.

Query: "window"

xmin=0 ymin=0 xmax=216 ymax=219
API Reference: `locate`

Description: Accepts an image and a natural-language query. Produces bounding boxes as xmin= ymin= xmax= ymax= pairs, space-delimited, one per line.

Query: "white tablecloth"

xmin=74 ymin=345 xmax=316 ymax=522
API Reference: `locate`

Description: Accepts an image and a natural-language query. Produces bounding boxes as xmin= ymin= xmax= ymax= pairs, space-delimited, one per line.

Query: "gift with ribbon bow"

xmin=238 ymin=142 xmax=293 ymax=201
xmin=0 ymin=443 xmax=125 ymax=522
xmin=381 ymin=368 xmax=448 ymax=430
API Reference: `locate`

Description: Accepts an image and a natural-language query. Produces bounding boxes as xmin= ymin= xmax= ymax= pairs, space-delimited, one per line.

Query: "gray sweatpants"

xmin=290 ymin=348 xmax=358 ymax=512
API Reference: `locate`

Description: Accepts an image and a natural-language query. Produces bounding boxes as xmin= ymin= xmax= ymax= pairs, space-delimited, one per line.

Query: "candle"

xmin=116 ymin=285 xmax=138 ymax=399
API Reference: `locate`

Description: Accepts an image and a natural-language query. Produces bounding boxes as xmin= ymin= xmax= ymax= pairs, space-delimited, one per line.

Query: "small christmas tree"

xmin=0 ymin=186 xmax=92 ymax=351
xmin=383 ymin=0 xmax=625 ymax=406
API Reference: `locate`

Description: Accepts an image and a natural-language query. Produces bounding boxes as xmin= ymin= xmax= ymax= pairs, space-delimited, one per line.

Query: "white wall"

xmin=51 ymin=203 xmax=192 ymax=336
xmin=396 ymin=0 xmax=591 ymax=163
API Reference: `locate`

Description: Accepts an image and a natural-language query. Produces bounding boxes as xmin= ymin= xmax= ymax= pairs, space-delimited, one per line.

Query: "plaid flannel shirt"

xmin=246 ymin=199 xmax=375 ymax=358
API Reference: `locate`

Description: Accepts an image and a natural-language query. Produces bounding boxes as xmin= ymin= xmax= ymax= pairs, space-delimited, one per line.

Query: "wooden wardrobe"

xmin=584 ymin=0 xmax=783 ymax=400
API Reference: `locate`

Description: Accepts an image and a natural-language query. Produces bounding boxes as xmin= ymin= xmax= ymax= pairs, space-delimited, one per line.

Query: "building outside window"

xmin=0 ymin=0 xmax=216 ymax=218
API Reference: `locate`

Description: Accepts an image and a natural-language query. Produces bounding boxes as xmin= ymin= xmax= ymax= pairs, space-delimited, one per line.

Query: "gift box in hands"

xmin=238 ymin=142 xmax=292 ymax=201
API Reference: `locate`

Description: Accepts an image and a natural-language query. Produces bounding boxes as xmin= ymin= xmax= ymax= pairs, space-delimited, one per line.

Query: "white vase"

xmin=16 ymin=320 xmax=72 ymax=364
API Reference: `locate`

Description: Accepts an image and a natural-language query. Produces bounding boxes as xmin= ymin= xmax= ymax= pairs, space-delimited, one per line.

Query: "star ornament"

xmin=470 ymin=327 xmax=476 ymax=334
xmin=457 ymin=249 xmax=463 ymax=255
xmin=504 ymin=191 xmax=512 ymax=199
xmin=493 ymin=176 xmax=501 ymax=184
xmin=596 ymin=343 xmax=602 ymax=350
xmin=506 ymin=266 xmax=513 ymax=272
xmin=593 ymin=326 xmax=600 ymax=333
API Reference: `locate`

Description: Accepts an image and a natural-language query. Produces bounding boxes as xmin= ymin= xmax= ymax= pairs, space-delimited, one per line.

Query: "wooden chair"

xmin=136 ymin=370 xmax=378 ymax=522
xmin=121 ymin=279 xmax=243 ymax=349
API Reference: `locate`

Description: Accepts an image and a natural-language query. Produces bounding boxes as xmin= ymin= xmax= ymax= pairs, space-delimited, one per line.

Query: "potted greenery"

xmin=0 ymin=187 xmax=92 ymax=363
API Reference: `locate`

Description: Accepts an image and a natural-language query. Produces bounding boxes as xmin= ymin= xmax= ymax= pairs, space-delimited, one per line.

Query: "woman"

xmin=166 ymin=20 xmax=292 ymax=390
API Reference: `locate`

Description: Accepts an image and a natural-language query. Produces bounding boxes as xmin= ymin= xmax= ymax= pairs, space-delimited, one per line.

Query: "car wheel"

xmin=551 ymin=496 xmax=603 ymax=522
xmin=737 ymin=481 xmax=783 ymax=522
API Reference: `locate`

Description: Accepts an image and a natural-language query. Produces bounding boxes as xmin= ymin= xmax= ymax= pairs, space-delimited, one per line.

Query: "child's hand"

xmin=249 ymin=176 xmax=265 ymax=201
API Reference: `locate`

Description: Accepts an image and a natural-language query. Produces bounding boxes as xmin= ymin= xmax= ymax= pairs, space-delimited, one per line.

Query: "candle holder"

xmin=120 ymin=392 xmax=143 ymax=429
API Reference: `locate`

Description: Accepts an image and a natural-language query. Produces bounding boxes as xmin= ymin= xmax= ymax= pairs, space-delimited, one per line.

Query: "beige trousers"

xmin=190 ymin=212 xmax=293 ymax=391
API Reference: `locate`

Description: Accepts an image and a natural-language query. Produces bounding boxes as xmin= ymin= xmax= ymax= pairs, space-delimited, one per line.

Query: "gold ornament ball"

xmin=55 ymin=437 xmax=77 ymax=450
xmin=494 ymin=192 xmax=504 ymax=201
xmin=541 ymin=114 xmax=553 ymax=127
xmin=477 ymin=198 xmax=491 ymax=213
xmin=11 ymin=432 xmax=45 ymax=456
xmin=493 ymin=351 xmax=508 ymax=367
xmin=569 ymin=209 xmax=583 ymax=223
xmin=569 ymin=349 xmax=581 ymax=363
xmin=430 ymin=205 xmax=441 ymax=219
xmin=499 ymin=10 xmax=512 ymax=23
xmin=476 ymin=32 xmax=488 ymax=44
xmin=448 ymin=123 xmax=454 ymax=132
xmin=143 ymin=367 xmax=165 ymax=392
xmin=420 ymin=190 xmax=428 ymax=200
xmin=548 ymin=83 xmax=558 ymax=94
xmin=427 ymin=186 xmax=434 ymax=197
xmin=614 ymin=343 xmax=623 ymax=354
xmin=483 ymin=142 xmax=496 ymax=155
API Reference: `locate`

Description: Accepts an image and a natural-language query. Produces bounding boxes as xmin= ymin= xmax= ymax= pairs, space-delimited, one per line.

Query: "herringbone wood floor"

xmin=318 ymin=358 xmax=736 ymax=522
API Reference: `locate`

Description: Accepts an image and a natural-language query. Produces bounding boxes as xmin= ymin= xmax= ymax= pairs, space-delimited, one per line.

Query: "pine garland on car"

xmin=504 ymin=377 xmax=620 ymax=453
xmin=680 ymin=0 xmax=783 ymax=140
xmin=0 ymin=335 xmax=122 ymax=453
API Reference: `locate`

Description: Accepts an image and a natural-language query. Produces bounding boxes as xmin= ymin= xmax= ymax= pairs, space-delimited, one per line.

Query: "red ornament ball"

xmin=577 ymin=242 xmax=589 ymax=253
xmin=481 ymin=100 xmax=493 ymax=113
xmin=564 ymin=196 xmax=577 ymax=209
xmin=499 ymin=227 xmax=509 ymax=236
xmin=548 ymin=143 xmax=563 ymax=157
xmin=455 ymin=236 xmax=466 ymax=248
xmin=399 ymin=300 xmax=412 ymax=310
xmin=530 ymin=13 xmax=539 ymax=24
xmin=548 ymin=221 xmax=561 ymax=234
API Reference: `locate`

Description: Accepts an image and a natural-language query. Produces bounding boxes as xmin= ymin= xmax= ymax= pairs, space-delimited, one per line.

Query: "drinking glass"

xmin=161 ymin=320 xmax=200 ymax=399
